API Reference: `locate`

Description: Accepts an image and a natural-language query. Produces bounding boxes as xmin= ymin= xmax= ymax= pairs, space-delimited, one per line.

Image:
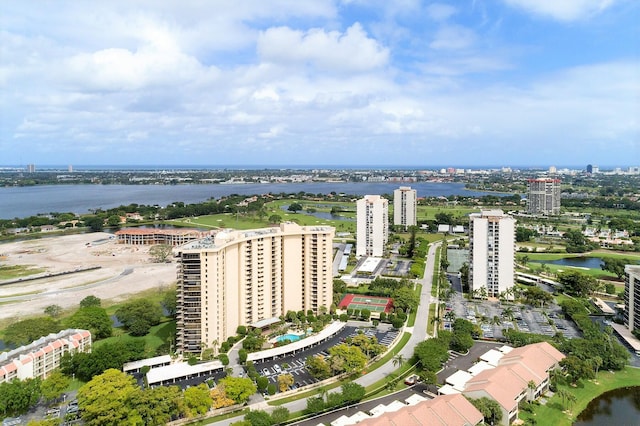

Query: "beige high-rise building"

xmin=356 ymin=195 xmax=388 ymax=257
xmin=393 ymin=186 xmax=417 ymax=229
xmin=175 ymin=223 xmax=335 ymax=354
xmin=469 ymin=210 xmax=515 ymax=298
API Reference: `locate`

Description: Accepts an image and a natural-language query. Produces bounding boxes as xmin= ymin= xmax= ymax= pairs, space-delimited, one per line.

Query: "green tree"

xmin=340 ymin=382 xmax=365 ymax=404
xmin=40 ymin=370 xmax=70 ymax=402
xmin=391 ymin=286 xmax=419 ymax=312
xmin=516 ymin=227 xmax=536 ymax=242
xmin=80 ymin=295 xmax=102 ymax=308
xmin=0 ymin=378 xmax=41 ymax=417
xmin=44 ymin=304 xmax=63 ymax=318
xmin=161 ymin=289 xmax=177 ymax=318
xmin=268 ymin=215 xmax=282 ymax=224
xmin=149 ymin=244 xmax=173 ymax=263
xmin=392 ymin=353 xmax=405 ymax=368
xmin=130 ymin=385 xmax=185 ymax=425
xmin=78 ymin=369 xmax=142 ymax=426
xmin=563 ymin=229 xmax=593 ymax=253
xmin=219 ymin=377 xmax=257 ymax=404
xmin=66 ymin=306 xmax=112 ymax=339
xmin=115 ymin=299 xmax=163 ymax=336
xmin=270 ymin=406 xmax=290 ymax=425
xmin=557 ymin=270 xmax=599 ymax=297
xmin=4 ymin=317 xmax=62 ymax=346
xmin=244 ymin=410 xmax=272 ymax=426
xmin=256 ymin=376 xmax=269 ymax=392
xmin=83 ymin=216 xmax=104 ymax=232
xmin=287 ymin=203 xmax=303 ymax=213
xmin=305 ymin=355 xmax=332 ymax=380
xmin=601 ymin=257 xmax=630 ymax=280
xmin=184 ymin=383 xmax=212 ymax=417
xmin=305 ymin=397 xmax=326 ymax=415
xmin=466 ymin=396 xmax=503 ymax=424
xmin=328 ymin=344 xmax=367 ymax=374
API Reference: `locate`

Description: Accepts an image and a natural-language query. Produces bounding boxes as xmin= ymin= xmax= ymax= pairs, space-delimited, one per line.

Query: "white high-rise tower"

xmin=393 ymin=186 xmax=417 ymax=229
xmin=469 ymin=210 xmax=515 ymax=298
xmin=356 ymin=195 xmax=388 ymax=257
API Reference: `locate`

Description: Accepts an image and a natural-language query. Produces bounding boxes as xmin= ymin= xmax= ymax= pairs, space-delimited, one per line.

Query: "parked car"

xmin=404 ymin=374 xmax=419 ymax=385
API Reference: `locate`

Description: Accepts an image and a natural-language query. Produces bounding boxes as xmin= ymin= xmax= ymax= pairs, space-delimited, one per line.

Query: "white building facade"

xmin=527 ymin=178 xmax=561 ymax=215
xmin=469 ymin=210 xmax=515 ymax=298
xmin=175 ymin=223 xmax=335 ymax=355
xmin=0 ymin=329 xmax=91 ymax=383
xmin=624 ymin=265 xmax=640 ymax=332
xmin=393 ymin=186 xmax=417 ymax=229
xmin=356 ymin=195 xmax=388 ymax=257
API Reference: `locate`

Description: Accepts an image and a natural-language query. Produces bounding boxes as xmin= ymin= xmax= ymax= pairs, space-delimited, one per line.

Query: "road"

xmin=205 ymin=241 xmax=441 ymax=426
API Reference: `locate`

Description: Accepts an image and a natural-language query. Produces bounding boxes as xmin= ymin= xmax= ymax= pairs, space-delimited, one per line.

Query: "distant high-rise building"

xmin=592 ymin=165 xmax=599 ymax=174
xmin=624 ymin=265 xmax=640 ymax=333
xmin=27 ymin=164 xmax=35 ymax=173
xmin=356 ymin=195 xmax=388 ymax=257
xmin=174 ymin=223 xmax=334 ymax=354
xmin=68 ymin=165 xmax=73 ymax=172
xmin=527 ymin=178 xmax=561 ymax=215
xmin=548 ymin=165 xmax=557 ymax=174
xmin=393 ymin=186 xmax=417 ymax=229
xmin=586 ymin=164 xmax=593 ymax=174
xmin=469 ymin=210 xmax=515 ymax=298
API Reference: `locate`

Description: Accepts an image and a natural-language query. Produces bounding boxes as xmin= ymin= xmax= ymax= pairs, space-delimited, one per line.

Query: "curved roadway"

xmin=207 ymin=241 xmax=441 ymax=426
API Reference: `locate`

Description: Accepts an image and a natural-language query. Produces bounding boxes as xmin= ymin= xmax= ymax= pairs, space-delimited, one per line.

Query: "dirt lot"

xmin=0 ymin=232 xmax=176 ymax=321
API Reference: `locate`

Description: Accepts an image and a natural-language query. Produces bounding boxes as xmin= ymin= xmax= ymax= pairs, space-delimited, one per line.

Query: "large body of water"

xmin=0 ymin=182 xmax=499 ymax=219
xmin=574 ymin=386 xmax=640 ymax=424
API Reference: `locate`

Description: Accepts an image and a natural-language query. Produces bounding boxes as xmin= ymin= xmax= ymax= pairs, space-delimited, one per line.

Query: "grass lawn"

xmin=93 ymin=320 xmax=176 ymax=356
xmin=0 ymin=264 xmax=46 ymax=280
xmin=526 ymin=262 xmax=617 ymax=279
xmin=522 ymin=367 xmax=640 ymax=425
xmin=407 ymin=284 xmax=421 ymax=327
xmin=525 ymin=252 xmax=640 ymax=262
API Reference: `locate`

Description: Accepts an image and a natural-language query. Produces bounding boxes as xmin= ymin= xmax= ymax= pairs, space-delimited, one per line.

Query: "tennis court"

xmin=338 ymin=293 xmax=393 ymax=313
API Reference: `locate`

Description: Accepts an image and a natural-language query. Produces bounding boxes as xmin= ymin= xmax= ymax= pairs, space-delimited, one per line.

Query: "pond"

xmin=574 ymin=386 xmax=640 ymax=424
xmin=280 ymin=205 xmax=355 ymax=221
xmin=536 ymin=257 xmax=605 ymax=269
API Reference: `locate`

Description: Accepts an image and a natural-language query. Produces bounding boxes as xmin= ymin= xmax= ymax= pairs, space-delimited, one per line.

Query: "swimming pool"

xmin=276 ymin=333 xmax=301 ymax=343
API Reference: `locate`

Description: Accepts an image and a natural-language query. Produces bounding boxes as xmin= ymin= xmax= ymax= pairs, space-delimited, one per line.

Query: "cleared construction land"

xmin=0 ymin=232 xmax=176 ymax=322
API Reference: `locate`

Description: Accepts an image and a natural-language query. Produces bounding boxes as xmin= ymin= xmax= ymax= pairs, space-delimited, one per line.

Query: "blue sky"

xmin=1 ymin=0 xmax=638 ymax=167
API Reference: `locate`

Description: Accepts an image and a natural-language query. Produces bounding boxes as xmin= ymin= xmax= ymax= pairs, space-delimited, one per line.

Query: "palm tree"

xmin=556 ymin=388 xmax=570 ymax=409
xmin=444 ymin=311 xmax=457 ymax=323
xmin=392 ymin=354 xmax=405 ymax=368
xmin=491 ymin=315 xmax=502 ymax=326
xmin=502 ymin=307 xmax=514 ymax=321
xmin=528 ymin=380 xmax=537 ymax=398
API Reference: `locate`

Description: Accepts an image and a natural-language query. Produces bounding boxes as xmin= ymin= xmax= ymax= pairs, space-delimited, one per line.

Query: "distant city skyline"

xmin=1 ymin=1 xmax=638 ymax=166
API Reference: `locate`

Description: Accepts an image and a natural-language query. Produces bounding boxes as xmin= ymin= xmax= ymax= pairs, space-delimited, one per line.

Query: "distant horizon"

xmin=0 ymin=163 xmax=636 ymax=171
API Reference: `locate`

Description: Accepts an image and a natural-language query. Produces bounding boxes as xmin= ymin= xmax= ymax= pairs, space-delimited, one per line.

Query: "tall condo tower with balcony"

xmin=469 ymin=210 xmax=515 ymax=298
xmin=175 ymin=222 xmax=334 ymax=355
xmin=393 ymin=186 xmax=417 ymax=229
xmin=527 ymin=178 xmax=561 ymax=215
xmin=356 ymin=195 xmax=388 ymax=257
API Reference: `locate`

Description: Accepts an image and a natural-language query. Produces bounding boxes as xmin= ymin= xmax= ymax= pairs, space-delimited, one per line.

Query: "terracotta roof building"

xmin=114 ymin=228 xmax=214 ymax=246
xmin=358 ymin=394 xmax=483 ymax=426
xmin=0 ymin=329 xmax=91 ymax=383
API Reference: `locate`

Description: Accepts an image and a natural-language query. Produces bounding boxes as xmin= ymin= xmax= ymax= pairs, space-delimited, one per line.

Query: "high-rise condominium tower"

xmin=624 ymin=265 xmax=640 ymax=333
xmin=527 ymin=178 xmax=561 ymax=215
xmin=469 ymin=210 xmax=515 ymax=298
xmin=175 ymin=222 xmax=334 ymax=354
xmin=356 ymin=195 xmax=388 ymax=257
xmin=393 ymin=186 xmax=417 ymax=229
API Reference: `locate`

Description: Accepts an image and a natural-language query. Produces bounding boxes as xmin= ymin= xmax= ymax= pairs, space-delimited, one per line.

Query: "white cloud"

xmin=429 ymin=25 xmax=476 ymax=50
xmin=502 ymin=0 xmax=616 ymax=21
xmin=257 ymin=23 xmax=389 ymax=72
xmin=426 ymin=3 xmax=458 ymax=21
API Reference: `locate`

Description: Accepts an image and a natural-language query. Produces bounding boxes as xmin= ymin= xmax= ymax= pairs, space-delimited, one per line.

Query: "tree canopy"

xmin=219 ymin=377 xmax=257 ymax=404
xmin=4 ymin=317 xmax=62 ymax=346
xmin=115 ymin=299 xmax=163 ymax=336
xmin=78 ymin=369 xmax=142 ymax=426
xmin=65 ymin=306 xmax=112 ymax=339
xmin=557 ymin=270 xmax=598 ymax=297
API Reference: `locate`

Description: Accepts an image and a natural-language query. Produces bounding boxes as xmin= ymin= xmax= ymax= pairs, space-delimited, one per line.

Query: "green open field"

xmin=0 ymin=264 xmax=46 ymax=280
xmin=521 ymin=367 xmax=640 ymax=425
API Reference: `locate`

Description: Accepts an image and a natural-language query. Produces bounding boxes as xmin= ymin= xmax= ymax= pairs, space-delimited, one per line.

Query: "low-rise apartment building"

xmin=0 ymin=329 xmax=91 ymax=383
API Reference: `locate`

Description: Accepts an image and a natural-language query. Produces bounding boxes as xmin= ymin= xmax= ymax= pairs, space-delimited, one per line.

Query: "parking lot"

xmin=444 ymin=289 xmax=581 ymax=341
xmin=250 ymin=325 xmax=400 ymax=393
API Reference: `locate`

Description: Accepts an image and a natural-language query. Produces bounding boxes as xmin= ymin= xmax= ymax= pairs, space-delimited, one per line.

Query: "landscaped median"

xmin=520 ymin=366 xmax=640 ymax=425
